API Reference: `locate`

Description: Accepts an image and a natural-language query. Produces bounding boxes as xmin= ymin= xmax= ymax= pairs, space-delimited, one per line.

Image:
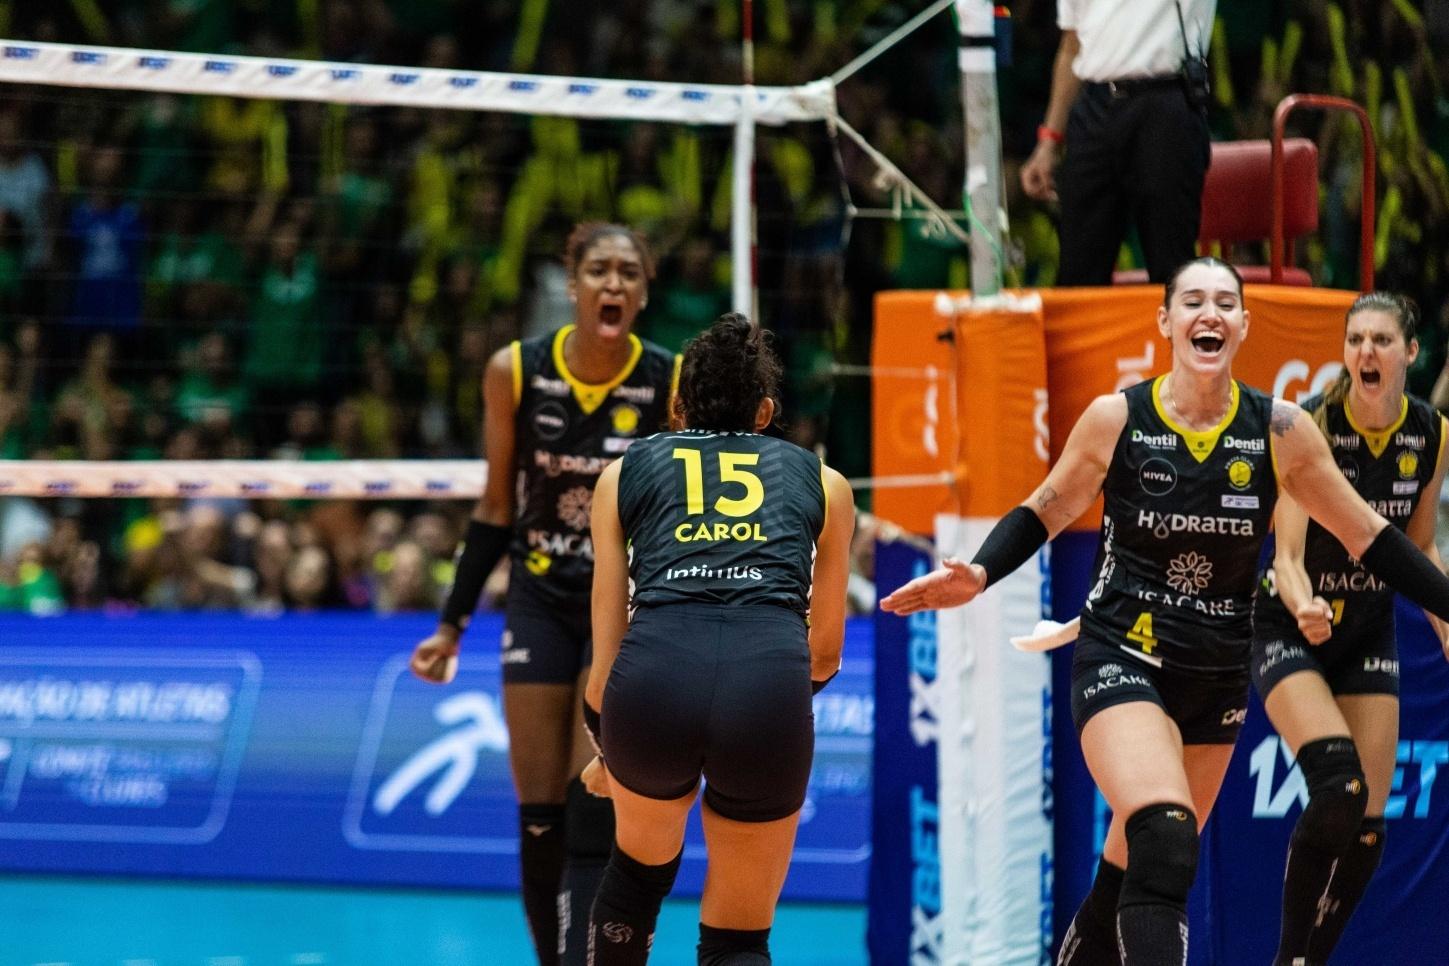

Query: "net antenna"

xmin=0 ymin=23 xmax=984 ymax=313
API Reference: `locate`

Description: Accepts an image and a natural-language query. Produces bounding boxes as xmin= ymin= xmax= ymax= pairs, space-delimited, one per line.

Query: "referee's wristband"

xmin=1036 ymin=124 xmax=1065 ymax=145
xmin=582 ymin=700 xmax=603 ymax=757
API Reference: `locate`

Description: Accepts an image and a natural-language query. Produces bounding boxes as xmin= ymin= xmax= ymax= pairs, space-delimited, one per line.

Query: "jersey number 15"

xmin=672 ymin=448 xmax=765 ymax=517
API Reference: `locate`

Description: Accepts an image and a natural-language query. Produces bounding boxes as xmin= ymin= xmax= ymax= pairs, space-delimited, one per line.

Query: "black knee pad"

xmin=565 ymin=775 xmax=615 ymax=859
xmin=697 ymin=924 xmax=771 ymax=965
xmin=1120 ymin=803 xmax=1199 ymax=909
xmin=596 ymin=846 xmax=682 ymax=912
xmin=1294 ymin=736 xmax=1368 ymax=853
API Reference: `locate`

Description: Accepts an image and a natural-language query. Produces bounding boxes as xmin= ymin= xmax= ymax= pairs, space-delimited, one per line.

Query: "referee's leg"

xmin=1127 ymin=90 xmax=1210 ymax=283
xmin=1056 ymin=90 xmax=1131 ymax=286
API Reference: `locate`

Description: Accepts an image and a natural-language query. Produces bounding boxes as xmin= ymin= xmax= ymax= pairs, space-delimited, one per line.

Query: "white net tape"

xmin=0 ymin=39 xmax=835 ymax=125
xmin=0 ymin=460 xmax=484 ymax=499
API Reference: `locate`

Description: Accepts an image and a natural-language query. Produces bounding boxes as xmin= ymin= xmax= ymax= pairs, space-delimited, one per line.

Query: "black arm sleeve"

xmin=970 ymin=505 xmax=1050 ymax=590
xmin=1360 ymin=525 xmax=1449 ymax=623
xmin=439 ymin=519 xmax=512 ymax=632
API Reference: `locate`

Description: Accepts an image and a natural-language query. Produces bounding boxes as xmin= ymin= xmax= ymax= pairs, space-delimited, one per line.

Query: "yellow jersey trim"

xmin=670 ymin=354 xmax=683 ymax=404
xmin=1151 ymin=375 xmax=1241 ymax=464
xmin=551 ymin=324 xmax=644 ymax=416
xmin=1343 ymin=395 xmax=1409 ymax=459
xmin=509 ymin=341 xmax=523 ymax=405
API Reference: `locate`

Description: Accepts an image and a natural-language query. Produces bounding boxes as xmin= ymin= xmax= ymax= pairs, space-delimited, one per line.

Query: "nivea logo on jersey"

xmin=610 ymin=384 xmax=658 ymax=404
xmin=1338 ymin=460 xmax=1359 ymax=483
xmin=531 ymin=401 xmax=570 ymax=441
xmin=1395 ymin=432 xmax=1426 ymax=449
xmin=1137 ymin=510 xmax=1255 ymax=538
xmin=533 ymin=450 xmax=610 ymax=477
xmin=1221 ymin=435 xmax=1266 ymax=453
xmin=1138 ymin=458 xmax=1177 ymax=496
xmin=1131 ymin=429 xmax=1177 ymax=450
xmin=530 ymin=375 xmax=571 ymax=397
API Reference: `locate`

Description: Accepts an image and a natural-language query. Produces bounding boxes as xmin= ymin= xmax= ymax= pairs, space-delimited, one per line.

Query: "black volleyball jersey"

xmin=1259 ymin=392 xmax=1446 ymax=632
xmin=1082 ymin=377 xmax=1279 ymax=672
xmin=509 ymin=325 xmax=679 ymax=592
xmin=616 ymin=429 xmax=827 ymax=614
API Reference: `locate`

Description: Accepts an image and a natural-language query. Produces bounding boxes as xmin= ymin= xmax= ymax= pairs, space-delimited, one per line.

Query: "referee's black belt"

xmin=1084 ymin=75 xmax=1181 ymax=99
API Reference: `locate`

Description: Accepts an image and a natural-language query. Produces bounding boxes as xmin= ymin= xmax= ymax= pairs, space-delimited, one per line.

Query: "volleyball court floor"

xmin=0 ymin=876 xmax=865 ymax=965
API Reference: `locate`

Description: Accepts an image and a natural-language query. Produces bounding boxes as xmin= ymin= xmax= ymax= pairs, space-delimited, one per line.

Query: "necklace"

xmin=1163 ymin=375 xmax=1230 ymax=429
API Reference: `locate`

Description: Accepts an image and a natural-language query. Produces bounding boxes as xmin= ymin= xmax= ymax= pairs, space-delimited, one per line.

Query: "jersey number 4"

xmin=672 ymin=448 xmax=765 ymax=517
xmin=1127 ymin=611 xmax=1158 ymax=654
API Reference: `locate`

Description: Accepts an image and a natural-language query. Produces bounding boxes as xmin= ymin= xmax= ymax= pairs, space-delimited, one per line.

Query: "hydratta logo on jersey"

xmin=1137 ymin=510 xmax=1255 ymax=539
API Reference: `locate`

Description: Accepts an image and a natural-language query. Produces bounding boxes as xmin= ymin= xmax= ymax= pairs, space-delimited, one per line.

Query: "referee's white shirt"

xmin=1058 ymin=0 xmax=1217 ymax=83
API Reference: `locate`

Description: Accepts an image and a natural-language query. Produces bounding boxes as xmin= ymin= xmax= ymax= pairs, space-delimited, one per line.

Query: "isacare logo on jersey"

xmin=1131 ymin=429 xmax=1177 ymax=450
xmin=1082 ymin=663 xmax=1152 ymax=701
xmin=1137 ymin=510 xmax=1255 ymax=539
xmin=1138 ymin=458 xmax=1178 ymax=496
xmin=1397 ymin=450 xmax=1419 ymax=479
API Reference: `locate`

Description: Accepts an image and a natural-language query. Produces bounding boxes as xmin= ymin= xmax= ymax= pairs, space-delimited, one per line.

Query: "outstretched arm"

xmin=881 ymin=394 xmax=1124 ymax=615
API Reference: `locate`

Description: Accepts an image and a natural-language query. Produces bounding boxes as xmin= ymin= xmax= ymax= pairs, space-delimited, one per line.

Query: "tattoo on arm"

xmin=1270 ymin=402 xmax=1297 ymax=438
xmin=1035 ymin=485 xmax=1059 ymax=513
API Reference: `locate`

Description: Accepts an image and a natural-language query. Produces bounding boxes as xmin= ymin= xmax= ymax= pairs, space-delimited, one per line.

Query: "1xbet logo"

xmin=1249 ymin=737 xmax=1448 ymax=819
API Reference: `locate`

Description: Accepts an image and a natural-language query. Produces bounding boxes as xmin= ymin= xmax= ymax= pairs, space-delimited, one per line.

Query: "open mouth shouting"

xmin=1189 ymin=330 xmax=1225 ymax=359
xmin=1358 ymin=366 xmax=1382 ymax=388
xmin=597 ymin=303 xmax=627 ymax=334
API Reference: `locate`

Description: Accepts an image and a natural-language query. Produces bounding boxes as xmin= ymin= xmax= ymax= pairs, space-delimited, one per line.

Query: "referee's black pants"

xmin=1057 ymin=80 xmax=1210 ymax=286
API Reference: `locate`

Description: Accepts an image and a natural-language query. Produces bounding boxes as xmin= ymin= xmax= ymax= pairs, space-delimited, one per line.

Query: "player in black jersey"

xmin=883 ymin=259 xmax=1449 ymax=966
xmin=576 ymin=314 xmax=854 ymax=965
xmin=1251 ymin=293 xmax=1449 ymax=966
xmin=409 ymin=223 xmax=678 ymax=966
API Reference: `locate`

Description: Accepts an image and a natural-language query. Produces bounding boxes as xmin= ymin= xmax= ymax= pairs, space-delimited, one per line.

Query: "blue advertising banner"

xmin=0 ymin=613 xmax=873 ymax=901
xmin=869 ymin=541 xmax=941 ymax=965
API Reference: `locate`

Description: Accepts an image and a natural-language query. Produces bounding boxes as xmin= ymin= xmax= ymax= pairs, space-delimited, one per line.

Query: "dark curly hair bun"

xmin=677 ymin=312 xmax=783 ymax=432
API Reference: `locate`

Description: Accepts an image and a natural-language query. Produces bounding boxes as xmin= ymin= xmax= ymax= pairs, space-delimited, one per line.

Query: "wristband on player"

xmin=970 ymin=505 xmax=1050 ymax=590
xmin=811 ymin=671 xmax=839 ymax=695
xmin=439 ymin=519 xmax=511 ymax=632
xmin=1359 ymin=524 xmax=1449 ymax=623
